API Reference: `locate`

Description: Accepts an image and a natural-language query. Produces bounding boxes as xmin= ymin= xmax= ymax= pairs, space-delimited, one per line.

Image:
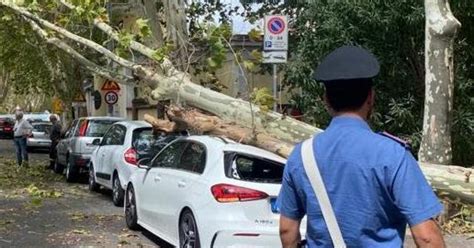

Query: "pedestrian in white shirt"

xmin=13 ymin=112 xmax=33 ymax=166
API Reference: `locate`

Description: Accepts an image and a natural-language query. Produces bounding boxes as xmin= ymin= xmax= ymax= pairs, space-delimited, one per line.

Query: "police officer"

xmin=278 ymin=46 xmax=445 ymax=247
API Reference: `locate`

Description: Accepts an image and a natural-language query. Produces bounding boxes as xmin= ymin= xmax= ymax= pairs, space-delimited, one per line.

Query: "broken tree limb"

xmin=144 ymin=107 xmax=474 ymax=205
xmin=144 ymin=106 xmax=294 ymax=159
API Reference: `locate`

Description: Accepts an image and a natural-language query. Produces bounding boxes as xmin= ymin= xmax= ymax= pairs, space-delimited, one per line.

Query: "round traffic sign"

xmin=104 ymin=91 xmax=118 ymax=105
xmin=267 ymin=17 xmax=286 ymax=35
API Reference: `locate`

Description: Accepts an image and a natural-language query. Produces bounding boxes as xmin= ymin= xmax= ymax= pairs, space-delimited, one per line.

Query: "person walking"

xmin=278 ymin=46 xmax=444 ymax=247
xmin=48 ymin=114 xmax=62 ymax=169
xmin=13 ymin=111 xmax=33 ymax=166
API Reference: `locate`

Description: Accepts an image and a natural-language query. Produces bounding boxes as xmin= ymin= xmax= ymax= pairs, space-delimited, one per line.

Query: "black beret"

xmin=314 ymin=45 xmax=380 ymax=83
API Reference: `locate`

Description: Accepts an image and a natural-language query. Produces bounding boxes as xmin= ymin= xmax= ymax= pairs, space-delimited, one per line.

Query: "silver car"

xmin=27 ymin=122 xmax=52 ymax=151
xmin=55 ymin=116 xmax=124 ymax=182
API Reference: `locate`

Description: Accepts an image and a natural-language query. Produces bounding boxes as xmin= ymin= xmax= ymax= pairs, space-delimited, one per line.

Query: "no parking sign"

xmin=264 ymin=15 xmax=288 ymax=51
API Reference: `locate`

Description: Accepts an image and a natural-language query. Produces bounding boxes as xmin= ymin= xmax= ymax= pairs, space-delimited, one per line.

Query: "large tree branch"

xmin=24 ymin=16 xmax=134 ymax=85
xmin=1 ymin=1 xmax=135 ymax=69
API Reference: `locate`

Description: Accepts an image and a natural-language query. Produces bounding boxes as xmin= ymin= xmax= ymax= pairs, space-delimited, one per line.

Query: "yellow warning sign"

xmin=101 ymin=80 xmax=121 ymax=91
xmin=52 ymin=97 xmax=64 ymax=113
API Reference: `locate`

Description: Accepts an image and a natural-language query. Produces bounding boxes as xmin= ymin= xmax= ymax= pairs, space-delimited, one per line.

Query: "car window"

xmin=224 ymin=153 xmax=284 ymax=184
xmin=33 ymin=124 xmax=52 ymax=133
xmin=132 ymin=128 xmax=154 ymax=157
xmin=86 ymin=120 xmax=118 ymax=137
xmin=102 ymin=125 xmax=126 ymax=145
xmin=178 ymin=142 xmax=206 ymax=174
xmin=101 ymin=126 xmax=117 ymax=146
xmin=151 ymin=141 xmax=187 ymax=168
xmin=65 ymin=120 xmax=78 ymax=138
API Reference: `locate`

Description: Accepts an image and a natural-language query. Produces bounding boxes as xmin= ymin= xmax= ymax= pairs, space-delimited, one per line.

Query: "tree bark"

xmin=419 ymin=0 xmax=461 ymax=164
xmin=162 ymin=0 xmax=188 ymax=71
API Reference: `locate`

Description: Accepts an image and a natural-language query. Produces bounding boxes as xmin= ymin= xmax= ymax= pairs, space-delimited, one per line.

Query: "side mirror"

xmin=92 ymin=138 xmax=101 ymax=146
xmin=137 ymin=157 xmax=151 ymax=169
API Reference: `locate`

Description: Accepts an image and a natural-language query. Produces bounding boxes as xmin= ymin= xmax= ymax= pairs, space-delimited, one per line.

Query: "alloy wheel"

xmin=125 ymin=186 xmax=139 ymax=230
xmin=112 ymin=174 xmax=124 ymax=206
xmin=180 ymin=211 xmax=199 ymax=248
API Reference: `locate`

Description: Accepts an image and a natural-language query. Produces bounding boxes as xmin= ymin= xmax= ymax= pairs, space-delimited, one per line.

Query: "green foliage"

xmin=251 ymin=87 xmax=275 ymax=112
xmin=135 ymin=18 xmax=151 ymax=38
xmin=152 ymin=43 xmax=175 ymax=63
xmin=281 ymin=0 xmax=473 ymax=164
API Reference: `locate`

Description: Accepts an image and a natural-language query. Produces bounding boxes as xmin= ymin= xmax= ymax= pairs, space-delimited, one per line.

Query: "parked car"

xmin=24 ymin=112 xmax=50 ymax=122
xmin=89 ymin=121 xmax=185 ymax=206
xmin=124 ymin=136 xmax=305 ymax=247
xmin=55 ymin=117 xmax=124 ymax=182
xmin=0 ymin=115 xmax=14 ymax=138
xmin=27 ymin=122 xmax=52 ymax=151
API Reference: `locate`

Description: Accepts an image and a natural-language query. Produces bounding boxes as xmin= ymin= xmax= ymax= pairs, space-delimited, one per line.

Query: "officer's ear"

xmin=367 ymin=88 xmax=375 ymax=107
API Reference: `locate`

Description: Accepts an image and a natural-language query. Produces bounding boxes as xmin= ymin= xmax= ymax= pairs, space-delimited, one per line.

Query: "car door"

xmin=57 ymin=120 xmax=78 ymax=165
xmin=162 ymin=141 xmax=207 ymax=241
xmin=94 ymin=125 xmax=120 ymax=186
xmin=101 ymin=124 xmax=127 ymax=188
xmin=138 ymin=141 xmax=188 ymax=234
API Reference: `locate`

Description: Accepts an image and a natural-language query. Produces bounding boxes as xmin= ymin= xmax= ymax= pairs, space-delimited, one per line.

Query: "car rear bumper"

xmin=27 ymin=139 xmax=51 ymax=148
xmin=211 ymin=230 xmax=281 ymax=248
xmin=70 ymin=153 xmax=91 ymax=174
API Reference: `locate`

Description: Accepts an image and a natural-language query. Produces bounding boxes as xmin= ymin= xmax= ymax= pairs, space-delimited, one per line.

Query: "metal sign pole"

xmin=273 ymin=64 xmax=278 ymax=112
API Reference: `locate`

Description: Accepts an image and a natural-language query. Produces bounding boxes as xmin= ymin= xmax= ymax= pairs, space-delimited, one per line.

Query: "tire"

xmin=112 ymin=173 xmax=124 ymax=207
xmin=53 ymin=158 xmax=64 ymax=174
xmin=65 ymin=159 xmax=77 ymax=183
xmin=125 ymin=185 xmax=140 ymax=230
xmin=179 ymin=209 xmax=201 ymax=248
xmin=88 ymin=164 xmax=100 ymax=192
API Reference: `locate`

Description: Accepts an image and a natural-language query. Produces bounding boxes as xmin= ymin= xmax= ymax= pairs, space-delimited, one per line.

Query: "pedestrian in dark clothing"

xmin=49 ymin=114 xmax=62 ymax=169
xmin=13 ymin=111 xmax=32 ymax=166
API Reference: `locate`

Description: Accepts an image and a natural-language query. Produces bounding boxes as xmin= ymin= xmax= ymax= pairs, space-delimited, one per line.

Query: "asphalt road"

xmin=0 ymin=138 xmax=171 ymax=248
xmin=0 ymin=138 xmax=472 ymax=247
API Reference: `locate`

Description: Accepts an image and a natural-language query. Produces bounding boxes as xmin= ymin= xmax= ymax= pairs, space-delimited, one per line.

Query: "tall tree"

xmin=419 ymin=0 xmax=461 ymax=164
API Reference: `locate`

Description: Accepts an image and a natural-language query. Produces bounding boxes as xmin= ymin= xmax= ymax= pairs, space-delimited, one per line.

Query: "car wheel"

xmin=179 ymin=209 xmax=200 ymax=248
xmin=65 ymin=160 xmax=77 ymax=183
xmin=88 ymin=164 xmax=100 ymax=192
xmin=125 ymin=185 xmax=140 ymax=230
xmin=112 ymin=173 xmax=124 ymax=207
xmin=53 ymin=158 xmax=64 ymax=174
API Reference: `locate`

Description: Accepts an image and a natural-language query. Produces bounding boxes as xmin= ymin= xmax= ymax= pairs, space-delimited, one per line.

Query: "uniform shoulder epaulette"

xmin=378 ymin=131 xmax=411 ymax=149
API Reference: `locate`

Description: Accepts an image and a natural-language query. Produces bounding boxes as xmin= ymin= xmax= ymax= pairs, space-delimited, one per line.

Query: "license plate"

xmin=270 ymin=198 xmax=280 ymax=213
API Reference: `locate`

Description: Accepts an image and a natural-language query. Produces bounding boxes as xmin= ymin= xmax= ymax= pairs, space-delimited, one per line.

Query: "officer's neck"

xmin=334 ymin=112 xmax=365 ymax=120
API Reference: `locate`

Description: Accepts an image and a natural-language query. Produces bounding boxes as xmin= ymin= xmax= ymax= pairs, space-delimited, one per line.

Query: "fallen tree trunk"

xmin=144 ymin=107 xmax=474 ymax=205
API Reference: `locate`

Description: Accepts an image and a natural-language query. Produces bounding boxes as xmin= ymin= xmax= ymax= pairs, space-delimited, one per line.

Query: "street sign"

xmin=104 ymin=91 xmax=118 ymax=105
xmin=101 ymin=80 xmax=121 ymax=91
xmin=262 ymin=51 xmax=287 ymax=64
xmin=264 ymin=15 xmax=288 ymax=51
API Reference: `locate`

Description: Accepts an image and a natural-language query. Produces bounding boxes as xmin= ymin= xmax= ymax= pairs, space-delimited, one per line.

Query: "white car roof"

xmin=82 ymin=116 xmax=125 ymax=121
xmin=115 ymin=120 xmax=152 ymax=129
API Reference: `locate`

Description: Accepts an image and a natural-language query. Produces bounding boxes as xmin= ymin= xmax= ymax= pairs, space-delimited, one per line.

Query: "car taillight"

xmin=211 ymin=184 xmax=269 ymax=203
xmin=124 ymin=148 xmax=137 ymax=166
xmin=78 ymin=120 xmax=89 ymax=136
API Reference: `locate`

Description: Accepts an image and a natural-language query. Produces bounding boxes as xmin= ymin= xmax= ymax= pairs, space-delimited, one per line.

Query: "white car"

xmin=125 ymin=136 xmax=305 ymax=247
xmin=88 ymin=121 xmax=157 ymax=206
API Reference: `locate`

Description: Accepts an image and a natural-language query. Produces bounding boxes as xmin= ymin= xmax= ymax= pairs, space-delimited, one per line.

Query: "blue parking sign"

xmin=265 ymin=41 xmax=272 ymax=48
